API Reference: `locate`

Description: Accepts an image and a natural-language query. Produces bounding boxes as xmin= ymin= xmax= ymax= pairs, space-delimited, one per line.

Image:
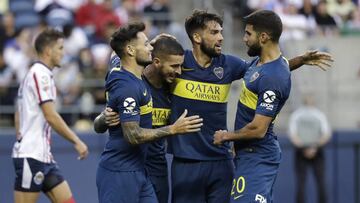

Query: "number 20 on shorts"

xmin=231 ymin=176 xmax=245 ymax=199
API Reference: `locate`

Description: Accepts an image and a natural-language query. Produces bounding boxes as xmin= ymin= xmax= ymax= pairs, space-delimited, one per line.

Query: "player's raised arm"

xmin=122 ymin=109 xmax=203 ymax=145
xmin=288 ymin=50 xmax=334 ymax=71
xmin=41 ymin=101 xmax=88 ymax=160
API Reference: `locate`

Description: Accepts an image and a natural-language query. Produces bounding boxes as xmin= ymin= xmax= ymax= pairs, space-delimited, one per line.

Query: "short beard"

xmin=200 ymin=41 xmax=220 ymax=58
xmin=136 ymin=58 xmax=152 ymax=67
xmin=247 ymin=42 xmax=262 ymax=57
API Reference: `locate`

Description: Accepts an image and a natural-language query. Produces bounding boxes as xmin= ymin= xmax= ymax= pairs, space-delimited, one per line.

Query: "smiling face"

xmin=198 ymin=20 xmax=223 ymax=57
xmin=156 ymin=54 xmax=184 ymax=84
xmin=243 ymin=24 xmax=262 ymax=57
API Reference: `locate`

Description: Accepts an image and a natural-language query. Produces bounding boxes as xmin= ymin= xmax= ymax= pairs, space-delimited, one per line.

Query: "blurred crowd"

xmin=0 ymin=0 xmax=360 ymax=129
xmin=233 ymin=0 xmax=360 ymax=41
xmin=0 ymin=0 xmax=187 ymax=129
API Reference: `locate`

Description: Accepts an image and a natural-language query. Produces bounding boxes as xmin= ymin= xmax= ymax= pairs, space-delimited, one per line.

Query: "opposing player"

xmin=213 ymin=10 xmax=294 ymax=202
xmin=96 ymin=22 xmax=202 ymax=203
xmin=94 ymin=35 xmax=184 ymax=203
xmin=12 ymin=29 xmax=89 ymax=203
xmin=169 ymin=9 xmax=333 ymax=203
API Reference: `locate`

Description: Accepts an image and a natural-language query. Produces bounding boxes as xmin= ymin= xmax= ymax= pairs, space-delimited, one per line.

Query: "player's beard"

xmin=247 ymin=41 xmax=262 ymax=57
xmin=200 ymin=41 xmax=221 ymax=58
xmin=136 ymin=57 xmax=152 ymax=67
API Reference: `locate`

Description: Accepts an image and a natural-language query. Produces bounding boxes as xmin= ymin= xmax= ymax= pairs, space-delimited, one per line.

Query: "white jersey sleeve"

xmin=32 ymin=69 xmax=55 ymax=104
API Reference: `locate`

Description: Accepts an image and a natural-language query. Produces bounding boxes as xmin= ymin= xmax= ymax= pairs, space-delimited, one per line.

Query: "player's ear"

xmin=153 ymin=57 xmax=161 ymax=67
xmin=259 ymin=32 xmax=270 ymax=44
xmin=43 ymin=46 xmax=52 ymax=57
xmin=126 ymin=44 xmax=135 ymax=57
xmin=193 ymin=32 xmax=201 ymax=44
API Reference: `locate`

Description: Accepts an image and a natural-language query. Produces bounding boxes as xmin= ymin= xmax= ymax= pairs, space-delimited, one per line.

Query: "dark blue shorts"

xmin=231 ymin=145 xmax=281 ymax=203
xmin=13 ymin=158 xmax=64 ymax=192
xmin=171 ymin=158 xmax=234 ymax=203
xmin=149 ymin=175 xmax=169 ymax=203
xmin=96 ymin=165 xmax=158 ymax=203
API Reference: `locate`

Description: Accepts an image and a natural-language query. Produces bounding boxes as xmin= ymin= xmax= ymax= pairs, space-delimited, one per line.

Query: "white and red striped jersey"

xmin=12 ymin=62 xmax=57 ymax=163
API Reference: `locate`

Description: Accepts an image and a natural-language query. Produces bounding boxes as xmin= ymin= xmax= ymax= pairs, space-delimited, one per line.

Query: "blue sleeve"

xmin=255 ymin=74 xmax=285 ymax=118
xmin=109 ymin=54 xmax=121 ymax=70
xmin=226 ymin=55 xmax=250 ymax=81
xmin=105 ymin=54 xmax=121 ymax=81
xmin=108 ymin=81 xmax=141 ymax=123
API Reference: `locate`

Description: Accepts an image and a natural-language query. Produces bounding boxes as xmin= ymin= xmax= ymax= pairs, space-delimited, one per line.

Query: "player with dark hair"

xmin=97 ymin=10 xmax=332 ymax=203
xmin=12 ymin=29 xmax=89 ymax=203
xmin=213 ymin=10 xmax=294 ymax=203
xmin=169 ymin=9 xmax=332 ymax=203
xmin=94 ymin=35 xmax=185 ymax=203
xmin=96 ymin=23 xmax=202 ymax=203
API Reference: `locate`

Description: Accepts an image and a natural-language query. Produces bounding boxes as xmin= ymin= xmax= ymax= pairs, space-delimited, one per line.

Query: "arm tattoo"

xmin=121 ymin=121 xmax=172 ymax=145
xmin=93 ymin=113 xmax=108 ymax=133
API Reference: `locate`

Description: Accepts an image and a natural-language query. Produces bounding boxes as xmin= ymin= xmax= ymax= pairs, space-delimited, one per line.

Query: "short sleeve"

xmin=32 ymin=71 xmax=54 ymax=105
xmin=109 ymin=81 xmax=141 ymax=123
xmin=255 ymin=75 xmax=284 ymax=118
xmin=109 ymin=53 xmax=121 ymax=70
xmin=227 ymin=55 xmax=251 ymax=81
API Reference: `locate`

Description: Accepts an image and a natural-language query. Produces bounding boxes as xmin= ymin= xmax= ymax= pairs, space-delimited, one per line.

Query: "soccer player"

xmin=94 ymin=35 xmax=184 ymax=203
xmin=12 ymin=29 xmax=89 ymax=203
xmin=213 ymin=10 xmax=293 ymax=203
xmin=96 ymin=22 xmax=203 ymax=203
xmin=169 ymin=9 xmax=333 ymax=203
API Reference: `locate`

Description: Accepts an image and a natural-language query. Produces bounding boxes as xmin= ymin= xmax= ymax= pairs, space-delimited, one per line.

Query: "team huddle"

xmin=12 ymin=9 xmax=333 ymax=203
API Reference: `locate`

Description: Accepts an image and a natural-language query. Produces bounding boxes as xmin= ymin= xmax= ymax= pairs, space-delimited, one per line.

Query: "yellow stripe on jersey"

xmin=239 ymin=80 xmax=258 ymax=110
xmin=172 ymin=78 xmax=231 ymax=103
xmin=110 ymin=67 xmax=121 ymax=73
xmin=152 ymin=108 xmax=171 ymax=126
xmin=140 ymin=99 xmax=153 ymax=115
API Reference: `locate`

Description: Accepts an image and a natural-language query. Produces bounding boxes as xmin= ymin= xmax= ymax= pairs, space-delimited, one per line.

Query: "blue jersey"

xmin=143 ymin=77 xmax=171 ymax=176
xmin=106 ymin=54 xmax=170 ymax=175
xmin=99 ymin=67 xmax=153 ymax=171
xmin=234 ymin=56 xmax=291 ymax=154
xmin=168 ymin=50 xmax=249 ymax=160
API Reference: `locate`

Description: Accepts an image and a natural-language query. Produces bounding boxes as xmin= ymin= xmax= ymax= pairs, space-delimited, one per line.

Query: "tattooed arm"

xmin=122 ymin=109 xmax=203 ymax=145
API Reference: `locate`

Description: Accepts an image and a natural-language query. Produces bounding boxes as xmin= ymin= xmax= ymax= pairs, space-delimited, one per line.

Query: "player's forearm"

xmin=122 ymin=122 xmax=174 ymax=145
xmin=14 ymin=110 xmax=20 ymax=137
xmin=94 ymin=113 xmax=108 ymax=133
xmin=288 ymin=56 xmax=304 ymax=71
xmin=225 ymin=123 xmax=266 ymax=141
xmin=46 ymin=113 xmax=81 ymax=144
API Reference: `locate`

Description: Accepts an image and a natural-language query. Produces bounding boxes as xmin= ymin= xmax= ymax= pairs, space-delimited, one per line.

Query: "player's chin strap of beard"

xmin=63 ymin=197 xmax=76 ymax=203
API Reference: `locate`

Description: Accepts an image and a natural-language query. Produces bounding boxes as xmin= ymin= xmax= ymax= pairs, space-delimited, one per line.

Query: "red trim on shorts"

xmin=33 ymin=73 xmax=42 ymax=103
xmin=63 ymin=196 xmax=76 ymax=203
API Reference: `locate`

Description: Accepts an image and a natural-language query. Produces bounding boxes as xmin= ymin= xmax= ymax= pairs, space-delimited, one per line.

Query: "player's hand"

xmin=74 ymin=140 xmax=89 ymax=160
xmin=303 ymin=147 xmax=317 ymax=159
xmin=213 ymin=130 xmax=228 ymax=145
xmin=104 ymin=107 xmax=120 ymax=126
xmin=170 ymin=109 xmax=203 ymax=134
xmin=150 ymin=33 xmax=176 ymax=45
xmin=301 ymin=50 xmax=334 ymax=71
